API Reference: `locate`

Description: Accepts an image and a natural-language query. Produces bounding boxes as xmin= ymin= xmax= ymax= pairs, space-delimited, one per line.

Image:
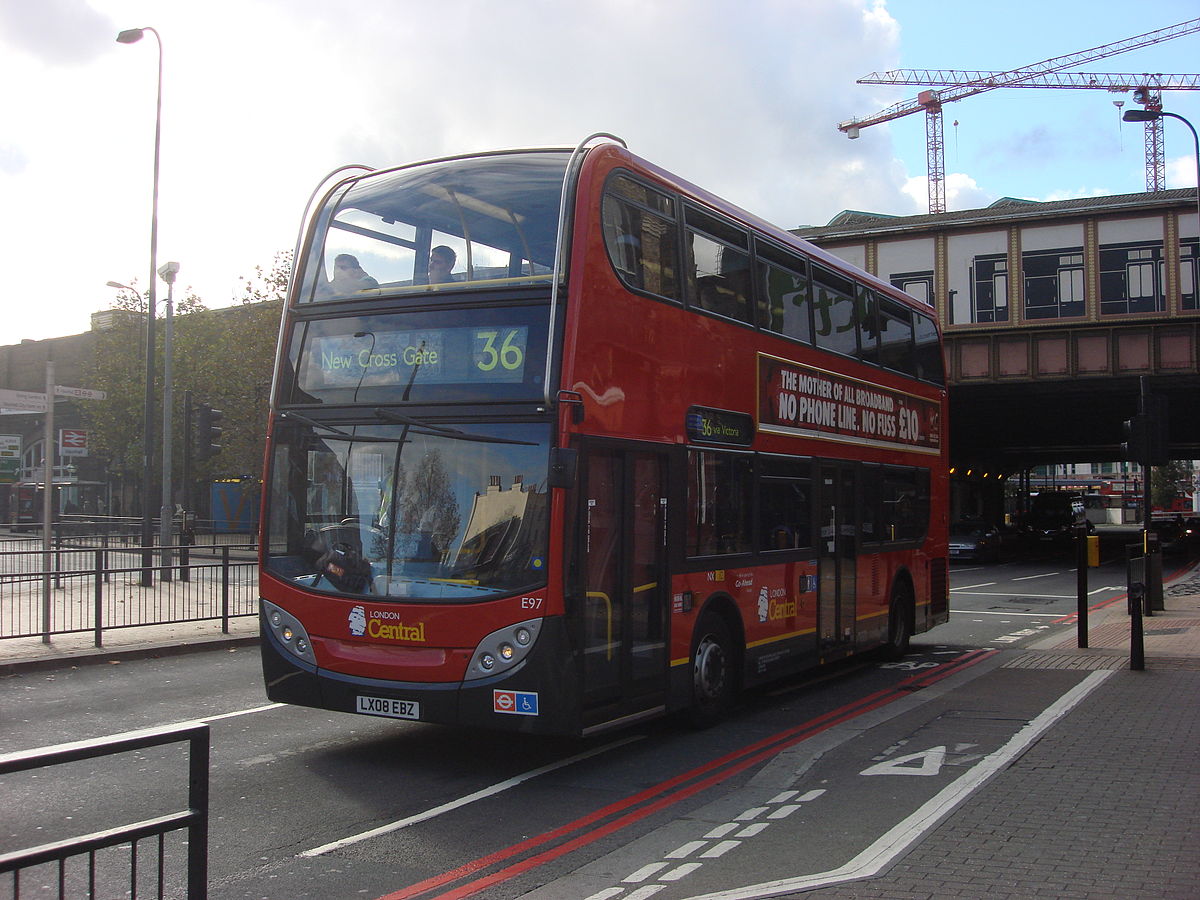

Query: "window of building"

xmin=1023 ymin=248 xmax=1085 ymax=320
xmin=970 ymin=255 xmax=1009 ymax=323
xmin=1099 ymin=241 xmax=1165 ymax=315
xmin=1182 ymin=241 xmax=1198 ymax=311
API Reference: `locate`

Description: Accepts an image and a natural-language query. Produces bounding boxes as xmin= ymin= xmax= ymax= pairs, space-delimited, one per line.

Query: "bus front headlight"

xmin=465 ymin=619 xmax=542 ymax=681
xmin=262 ymin=600 xmax=315 ymax=664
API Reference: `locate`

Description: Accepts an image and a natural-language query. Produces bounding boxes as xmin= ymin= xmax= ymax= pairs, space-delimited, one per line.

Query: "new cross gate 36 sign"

xmin=758 ymin=354 xmax=941 ymax=454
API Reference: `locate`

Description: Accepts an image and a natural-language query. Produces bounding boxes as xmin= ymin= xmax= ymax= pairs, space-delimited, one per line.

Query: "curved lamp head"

xmin=116 ymin=28 xmax=145 ymax=44
xmin=1123 ymin=109 xmax=1161 ymax=123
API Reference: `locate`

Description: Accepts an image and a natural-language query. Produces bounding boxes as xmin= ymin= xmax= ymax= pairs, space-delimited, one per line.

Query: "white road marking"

xmin=681 ymin=669 xmax=1115 ymax=900
xmin=861 ymin=746 xmax=946 ymax=777
xmin=300 ymin=735 xmax=642 ymax=857
xmin=953 ymin=591 xmax=1075 ymax=598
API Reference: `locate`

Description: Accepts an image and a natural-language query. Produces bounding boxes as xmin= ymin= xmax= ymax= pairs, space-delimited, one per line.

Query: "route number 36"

xmin=475 ymin=329 xmax=524 ymax=372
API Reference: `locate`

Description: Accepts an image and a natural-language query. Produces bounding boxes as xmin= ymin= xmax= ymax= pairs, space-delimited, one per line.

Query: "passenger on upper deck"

xmin=428 ymin=245 xmax=458 ymax=284
xmin=327 ymin=254 xmax=379 ymax=296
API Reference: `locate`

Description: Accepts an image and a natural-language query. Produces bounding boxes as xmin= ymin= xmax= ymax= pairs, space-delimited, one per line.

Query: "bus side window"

xmin=758 ymin=478 xmax=812 ymax=551
xmin=685 ymin=207 xmax=752 ymax=324
xmin=812 ymin=266 xmax=859 ymax=358
xmin=756 ymin=241 xmax=813 ymax=344
xmin=875 ymin=297 xmax=916 ymax=377
xmin=602 ymin=175 xmax=681 ymax=301
xmin=913 ymin=313 xmax=945 ymax=385
xmin=687 ymin=451 xmax=753 ymax=557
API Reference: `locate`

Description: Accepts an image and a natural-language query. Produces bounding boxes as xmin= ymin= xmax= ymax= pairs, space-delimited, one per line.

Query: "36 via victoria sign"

xmin=758 ymin=354 xmax=941 ymax=454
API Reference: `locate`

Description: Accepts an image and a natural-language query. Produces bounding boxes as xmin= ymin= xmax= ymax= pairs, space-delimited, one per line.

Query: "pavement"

xmin=3 ymin=562 xmax=1199 ymax=899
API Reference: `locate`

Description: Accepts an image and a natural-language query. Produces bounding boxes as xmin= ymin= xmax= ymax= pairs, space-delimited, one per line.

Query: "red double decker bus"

xmin=260 ymin=135 xmax=949 ymax=735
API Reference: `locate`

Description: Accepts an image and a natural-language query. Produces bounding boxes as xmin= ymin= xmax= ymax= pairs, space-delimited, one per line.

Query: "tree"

xmin=1151 ymin=461 xmax=1191 ymax=512
xmin=83 ymin=250 xmax=292 ymax=518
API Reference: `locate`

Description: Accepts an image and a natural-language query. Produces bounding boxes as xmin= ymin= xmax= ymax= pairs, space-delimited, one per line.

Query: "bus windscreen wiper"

xmin=280 ymin=412 xmax=354 ymax=437
xmin=281 ymin=412 xmax=409 ymax=444
xmin=373 ymin=408 xmax=537 ymax=446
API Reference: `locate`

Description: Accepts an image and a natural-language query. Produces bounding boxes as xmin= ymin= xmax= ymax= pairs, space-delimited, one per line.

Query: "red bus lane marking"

xmin=375 ymin=650 xmax=996 ymax=900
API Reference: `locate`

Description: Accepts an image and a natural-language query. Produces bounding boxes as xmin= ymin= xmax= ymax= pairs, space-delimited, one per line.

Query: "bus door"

xmin=817 ymin=463 xmax=857 ymax=652
xmin=575 ymin=445 xmax=669 ymax=722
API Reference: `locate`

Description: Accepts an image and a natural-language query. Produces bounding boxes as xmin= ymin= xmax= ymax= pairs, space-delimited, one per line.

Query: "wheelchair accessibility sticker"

xmin=493 ymin=690 xmax=539 ymax=716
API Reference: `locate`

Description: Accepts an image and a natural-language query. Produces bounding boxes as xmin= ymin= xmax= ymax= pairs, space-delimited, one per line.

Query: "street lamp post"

xmin=1123 ymin=107 xmax=1200 ymax=238
xmin=116 ymin=25 xmax=163 ymax=587
xmin=158 ymin=262 xmax=180 ymax=579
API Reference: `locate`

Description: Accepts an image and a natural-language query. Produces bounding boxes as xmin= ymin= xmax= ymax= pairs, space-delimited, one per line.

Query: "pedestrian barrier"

xmin=0 ymin=541 xmax=258 ymax=644
xmin=0 ymin=722 xmax=209 ymax=899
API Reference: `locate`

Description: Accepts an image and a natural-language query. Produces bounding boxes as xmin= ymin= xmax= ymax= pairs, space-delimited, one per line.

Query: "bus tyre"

xmin=883 ymin=586 xmax=913 ymax=660
xmin=689 ymin=614 xmax=737 ymax=728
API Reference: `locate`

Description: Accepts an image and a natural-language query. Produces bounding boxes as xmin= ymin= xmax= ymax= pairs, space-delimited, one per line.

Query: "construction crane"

xmin=858 ymin=72 xmax=1200 ymax=194
xmin=838 ymin=18 xmax=1200 ymax=213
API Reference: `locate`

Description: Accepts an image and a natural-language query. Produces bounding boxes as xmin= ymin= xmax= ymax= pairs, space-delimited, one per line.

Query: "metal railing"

xmin=0 ymin=538 xmax=258 ymax=644
xmin=0 ymin=722 xmax=209 ymax=899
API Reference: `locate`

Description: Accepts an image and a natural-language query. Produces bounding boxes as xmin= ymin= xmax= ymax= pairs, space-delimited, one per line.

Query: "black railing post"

xmin=94 ymin=548 xmax=104 ymax=647
xmin=53 ymin=522 xmax=63 ymax=590
xmin=221 ymin=546 xmax=231 ymax=633
xmin=188 ymin=724 xmax=211 ymax=899
xmin=1129 ymin=581 xmax=1146 ymax=671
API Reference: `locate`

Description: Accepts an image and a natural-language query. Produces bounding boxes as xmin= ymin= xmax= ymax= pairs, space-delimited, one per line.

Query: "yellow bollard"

xmin=1087 ymin=534 xmax=1100 ymax=567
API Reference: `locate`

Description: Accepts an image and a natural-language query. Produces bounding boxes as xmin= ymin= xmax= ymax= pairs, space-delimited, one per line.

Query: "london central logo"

xmin=348 ymin=605 xmax=367 ymax=636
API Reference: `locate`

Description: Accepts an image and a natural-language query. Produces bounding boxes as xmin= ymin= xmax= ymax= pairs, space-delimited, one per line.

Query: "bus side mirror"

xmin=549 ymin=448 xmax=578 ymax=489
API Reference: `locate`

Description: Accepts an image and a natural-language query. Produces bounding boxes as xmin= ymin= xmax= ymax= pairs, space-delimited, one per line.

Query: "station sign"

xmin=59 ymin=429 xmax=88 ymax=457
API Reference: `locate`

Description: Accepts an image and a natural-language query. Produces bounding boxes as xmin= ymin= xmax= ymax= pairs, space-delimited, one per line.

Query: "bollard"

xmin=1129 ymin=581 xmax=1145 ymax=671
xmin=1075 ymin=524 xmax=1088 ymax=648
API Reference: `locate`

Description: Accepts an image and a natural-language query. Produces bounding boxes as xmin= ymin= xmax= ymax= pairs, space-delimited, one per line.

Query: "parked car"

xmin=1025 ymin=492 xmax=1092 ymax=543
xmin=949 ymin=519 xmax=1024 ymax=562
xmin=1150 ymin=517 xmax=1194 ymax=556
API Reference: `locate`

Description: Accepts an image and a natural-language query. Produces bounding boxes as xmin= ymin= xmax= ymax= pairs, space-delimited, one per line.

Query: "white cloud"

xmin=2 ymin=0 xmax=925 ymax=340
xmin=1166 ymin=153 xmax=1198 ymax=189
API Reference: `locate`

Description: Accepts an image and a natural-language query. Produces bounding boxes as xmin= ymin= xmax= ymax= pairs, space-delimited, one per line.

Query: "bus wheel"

xmin=689 ymin=614 xmax=737 ymax=728
xmin=883 ymin=584 xmax=913 ymax=660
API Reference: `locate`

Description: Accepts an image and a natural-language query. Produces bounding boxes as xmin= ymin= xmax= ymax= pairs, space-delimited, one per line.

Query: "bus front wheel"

xmin=689 ymin=613 xmax=737 ymax=727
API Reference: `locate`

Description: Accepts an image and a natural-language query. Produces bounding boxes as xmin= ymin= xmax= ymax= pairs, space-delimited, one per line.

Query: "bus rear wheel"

xmin=883 ymin=584 xmax=913 ymax=660
xmin=689 ymin=613 xmax=737 ymax=728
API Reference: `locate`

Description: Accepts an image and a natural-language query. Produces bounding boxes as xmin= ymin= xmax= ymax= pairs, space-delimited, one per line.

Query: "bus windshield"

xmin=265 ymin=418 xmax=551 ymax=601
xmin=299 ymin=150 xmax=572 ymax=302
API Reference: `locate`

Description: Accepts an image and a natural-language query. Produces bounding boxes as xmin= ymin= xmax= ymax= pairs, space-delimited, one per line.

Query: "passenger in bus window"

xmin=328 ymin=254 xmax=379 ymax=295
xmin=428 ymin=245 xmax=458 ymax=284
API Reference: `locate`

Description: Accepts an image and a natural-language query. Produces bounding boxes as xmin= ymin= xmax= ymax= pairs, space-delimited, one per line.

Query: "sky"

xmin=2 ymin=0 xmax=1198 ymax=343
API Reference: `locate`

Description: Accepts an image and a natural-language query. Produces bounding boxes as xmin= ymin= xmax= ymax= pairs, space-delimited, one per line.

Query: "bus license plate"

xmin=356 ymin=695 xmax=420 ymax=720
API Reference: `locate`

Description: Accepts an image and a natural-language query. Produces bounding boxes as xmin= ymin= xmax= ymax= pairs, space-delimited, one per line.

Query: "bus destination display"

xmin=302 ymin=325 xmax=530 ymax=391
xmin=686 ymin=407 xmax=755 ymax=446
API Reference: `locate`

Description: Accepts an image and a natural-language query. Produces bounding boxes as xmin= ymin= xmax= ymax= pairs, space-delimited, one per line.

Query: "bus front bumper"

xmin=260 ymin=610 xmax=580 ymax=735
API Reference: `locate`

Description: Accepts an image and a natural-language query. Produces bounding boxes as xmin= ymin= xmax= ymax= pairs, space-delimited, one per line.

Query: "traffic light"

xmin=1121 ymin=415 xmax=1148 ymax=462
xmin=1143 ymin=394 xmax=1170 ymax=466
xmin=1122 ymin=399 xmax=1170 ymax=466
xmin=195 ymin=403 xmax=224 ymax=460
